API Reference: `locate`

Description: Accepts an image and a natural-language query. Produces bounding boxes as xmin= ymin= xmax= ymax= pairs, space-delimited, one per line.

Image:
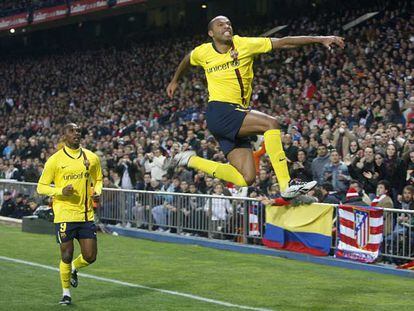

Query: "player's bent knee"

xmin=61 ymin=254 xmax=73 ymax=264
xmin=83 ymin=254 xmax=97 ymax=264
xmin=244 ymin=174 xmax=256 ymax=186
xmin=266 ymin=117 xmax=279 ymax=130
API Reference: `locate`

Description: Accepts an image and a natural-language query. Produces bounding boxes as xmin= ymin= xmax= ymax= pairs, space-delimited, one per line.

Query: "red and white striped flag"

xmin=249 ymin=203 xmax=260 ymax=236
xmin=370 ymin=194 xmax=386 ymax=207
xmin=335 ymin=204 xmax=383 ymax=263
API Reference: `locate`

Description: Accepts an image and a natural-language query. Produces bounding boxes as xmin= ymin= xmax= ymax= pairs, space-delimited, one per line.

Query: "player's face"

xmin=209 ymin=17 xmax=233 ymax=43
xmin=65 ymin=124 xmax=81 ymax=148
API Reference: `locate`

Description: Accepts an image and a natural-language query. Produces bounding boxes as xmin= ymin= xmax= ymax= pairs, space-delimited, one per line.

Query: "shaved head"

xmin=208 ymin=15 xmax=230 ymax=31
xmin=207 ymin=15 xmax=233 ymax=44
xmin=63 ymin=123 xmax=78 ymax=134
xmin=63 ymin=123 xmax=81 ymax=149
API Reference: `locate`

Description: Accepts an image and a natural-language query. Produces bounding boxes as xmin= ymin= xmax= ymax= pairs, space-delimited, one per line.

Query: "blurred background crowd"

xmin=1 ymin=0 xmax=413 ymax=220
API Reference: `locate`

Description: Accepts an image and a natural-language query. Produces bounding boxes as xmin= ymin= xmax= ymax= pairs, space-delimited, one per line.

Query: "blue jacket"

xmin=323 ymin=161 xmax=350 ymax=193
xmin=311 ymin=155 xmax=331 ymax=185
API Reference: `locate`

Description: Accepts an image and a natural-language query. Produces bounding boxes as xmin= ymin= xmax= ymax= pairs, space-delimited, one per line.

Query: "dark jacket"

xmin=323 ymin=192 xmax=342 ymax=204
xmin=116 ymin=162 xmax=139 ymax=188
xmin=0 ymin=198 xmax=16 ymax=217
xmin=384 ymin=156 xmax=405 ymax=194
xmin=290 ymin=161 xmax=313 ymax=182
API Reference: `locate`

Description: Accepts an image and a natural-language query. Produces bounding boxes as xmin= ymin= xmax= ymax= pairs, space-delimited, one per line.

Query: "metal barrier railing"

xmin=99 ymin=185 xmax=262 ymax=244
xmin=381 ymin=207 xmax=413 ymax=262
xmin=0 ymin=179 xmax=412 ymax=262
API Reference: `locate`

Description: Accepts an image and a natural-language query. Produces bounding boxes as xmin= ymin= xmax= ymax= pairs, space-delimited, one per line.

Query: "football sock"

xmin=264 ymin=129 xmax=291 ymax=192
xmin=72 ymin=254 xmax=90 ymax=271
xmin=59 ymin=260 xmax=71 ymax=291
xmin=188 ymin=156 xmax=247 ymax=187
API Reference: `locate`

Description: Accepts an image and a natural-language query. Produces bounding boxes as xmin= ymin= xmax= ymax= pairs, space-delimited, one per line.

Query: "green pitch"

xmin=0 ymin=224 xmax=413 ymax=311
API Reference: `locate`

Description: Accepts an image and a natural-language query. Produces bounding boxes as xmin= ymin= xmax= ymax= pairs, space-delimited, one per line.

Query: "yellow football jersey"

xmin=37 ymin=146 xmax=103 ymax=223
xmin=190 ymin=35 xmax=272 ymax=108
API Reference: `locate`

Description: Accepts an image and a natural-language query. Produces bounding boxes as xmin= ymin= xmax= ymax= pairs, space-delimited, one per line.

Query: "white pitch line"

xmin=0 ymin=256 xmax=273 ymax=311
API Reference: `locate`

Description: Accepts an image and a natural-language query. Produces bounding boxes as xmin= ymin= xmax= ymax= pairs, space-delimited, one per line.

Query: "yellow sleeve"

xmin=91 ymin=154 xmax=103 ymax=195
xmin=239 ymin=36 xmax=272 ymax=55
xmin=190 ymin=46 xmax=203 ymax=66
xmin=37 ymin=156 xmax=63 ymax=196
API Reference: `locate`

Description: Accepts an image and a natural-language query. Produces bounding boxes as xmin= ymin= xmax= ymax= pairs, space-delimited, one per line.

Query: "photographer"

xmin=116 ymin=154 xmax=139 ymax=189
xmin=143 ymin=148 xmax=167 ymax=181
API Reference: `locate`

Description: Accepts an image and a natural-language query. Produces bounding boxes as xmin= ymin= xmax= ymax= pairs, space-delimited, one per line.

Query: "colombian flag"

xmin=263 ymin=203 xmax=334 ymax=256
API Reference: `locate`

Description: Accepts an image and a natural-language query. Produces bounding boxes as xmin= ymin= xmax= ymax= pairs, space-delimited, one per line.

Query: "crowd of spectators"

xmin=0 ymin=2 xmax=413 ymax=233
xmin=0 ymin=190 xmax=39 ymax=218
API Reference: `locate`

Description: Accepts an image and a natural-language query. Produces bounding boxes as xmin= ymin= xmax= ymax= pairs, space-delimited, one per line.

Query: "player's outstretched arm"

xmin=271 ymin=36 xmax=344 ymax=51
xmin=167 ymin=53 xmax=191 ymax=99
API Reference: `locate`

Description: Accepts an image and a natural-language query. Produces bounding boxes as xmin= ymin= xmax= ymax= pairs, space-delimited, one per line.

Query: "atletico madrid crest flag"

xmin=335 ymin=205 xmax=384 ymax=263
